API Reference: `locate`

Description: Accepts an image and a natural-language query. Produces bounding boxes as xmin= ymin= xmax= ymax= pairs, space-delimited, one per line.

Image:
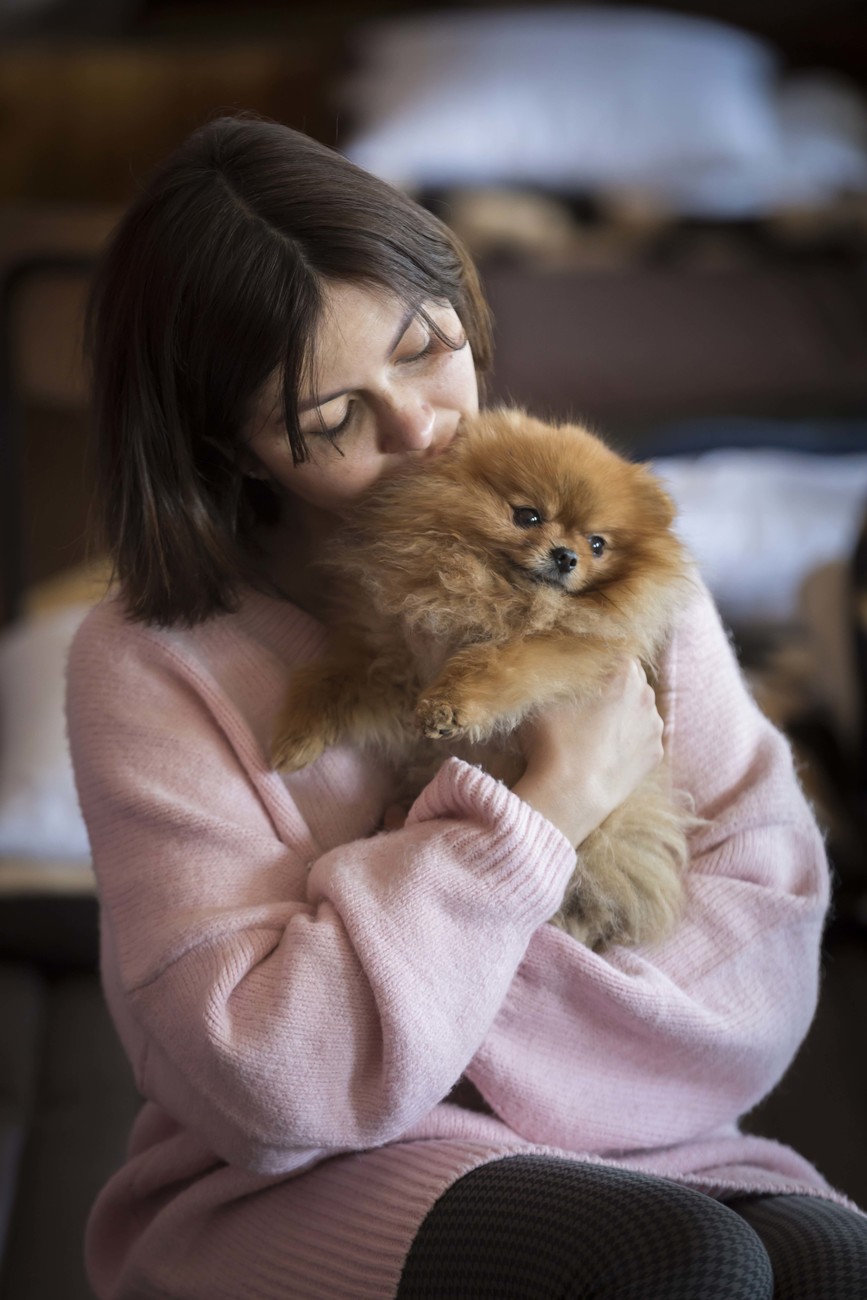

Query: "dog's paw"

xmin=416 ymin=696 xmax=466 ymax=740
xmin=270 ymin=726 xmax=326 ymax=773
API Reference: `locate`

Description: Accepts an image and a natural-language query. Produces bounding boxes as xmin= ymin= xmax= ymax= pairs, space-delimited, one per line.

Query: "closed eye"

xmin=318 ymin=400 xmax=356 ymax=438
xmin=399 ymin=335 xmax=437 ymax=364
xmin=317 ymin=337 xmax=445 ymax=436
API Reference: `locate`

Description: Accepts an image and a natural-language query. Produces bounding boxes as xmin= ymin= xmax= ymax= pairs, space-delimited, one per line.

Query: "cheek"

xmin=431 ymin=346 xmax=479 ymax=412
xmin=248 ymin=438 xmax=295 ymax=493
xmin=286 ymin=457 xmax=367 ymax=506
xmin=279 ymin=438 xmax=389 ymax=512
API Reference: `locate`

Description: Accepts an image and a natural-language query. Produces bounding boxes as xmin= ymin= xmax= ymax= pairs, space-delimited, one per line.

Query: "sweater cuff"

xmin=406 ymin=757 xmax=577 ymax=925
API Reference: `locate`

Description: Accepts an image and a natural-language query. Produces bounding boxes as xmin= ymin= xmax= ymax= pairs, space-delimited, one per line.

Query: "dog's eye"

xmin=588 ymin=535 xmax=606 ymax=556
xmin=513 ymin=506 xmax=543 ymax=529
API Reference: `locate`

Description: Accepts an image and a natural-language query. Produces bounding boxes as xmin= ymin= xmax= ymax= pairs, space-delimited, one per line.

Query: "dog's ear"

xmin=631 ymin=466 xmax=677 ymax=531
xmin=485 ymin=405 xmax=530 ymax=431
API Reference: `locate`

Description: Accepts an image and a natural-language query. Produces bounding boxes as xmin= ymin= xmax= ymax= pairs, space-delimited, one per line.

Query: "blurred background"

xmin=0 ymin=2 xmax=865 ymax=1297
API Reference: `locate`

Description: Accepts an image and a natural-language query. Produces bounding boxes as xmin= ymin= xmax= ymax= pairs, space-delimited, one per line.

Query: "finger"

xmin=382 ymin=803 xmax=408 ymax=831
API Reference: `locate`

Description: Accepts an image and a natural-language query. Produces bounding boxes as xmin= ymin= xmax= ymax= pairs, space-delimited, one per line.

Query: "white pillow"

xmin=0 ymin=603 xmax=92 ymax=869
xmin=655 ymin=450 xmax=867 ymax=627
xmin=343 ymin=7 xmax=781 ymax=194
xmin=654 ymin=71 xmax=867 ymax=215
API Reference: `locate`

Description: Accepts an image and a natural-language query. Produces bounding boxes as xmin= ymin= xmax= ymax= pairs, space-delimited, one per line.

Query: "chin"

xmin=272 ymin=406 xmax=701 ymax=953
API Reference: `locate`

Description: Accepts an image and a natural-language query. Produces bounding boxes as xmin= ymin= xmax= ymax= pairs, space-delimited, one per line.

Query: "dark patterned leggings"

xmin=396 ymin=1155 xmax=867 ymax=1298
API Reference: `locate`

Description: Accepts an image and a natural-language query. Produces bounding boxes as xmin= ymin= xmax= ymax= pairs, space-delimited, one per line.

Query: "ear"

xmin=633 ymin=466 xmax=677 ymax=529
xmin=496 ymin=405 xmax=529 ymax=428
xmin=236 ymin=446 xmax=271 ymax=481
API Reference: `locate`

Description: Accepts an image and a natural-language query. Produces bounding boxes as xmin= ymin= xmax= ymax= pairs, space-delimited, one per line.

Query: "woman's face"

xmin=244 ymin=280 xmax=479 ymax=517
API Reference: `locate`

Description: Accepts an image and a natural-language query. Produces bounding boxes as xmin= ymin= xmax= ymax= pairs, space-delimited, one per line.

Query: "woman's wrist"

xmin=512 ymin=768 xmax=602 ymax=849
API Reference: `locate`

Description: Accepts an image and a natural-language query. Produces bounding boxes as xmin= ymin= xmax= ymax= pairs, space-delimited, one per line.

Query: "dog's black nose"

xmin=551 ymin=547 xmax=578 ymax=574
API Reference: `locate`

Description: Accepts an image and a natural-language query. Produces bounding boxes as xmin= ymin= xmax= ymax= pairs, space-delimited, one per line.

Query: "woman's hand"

xmin=381 ymin=802 xmax=411 ymax=832
xmin=512 ymin=658 xmax=664 ymax=848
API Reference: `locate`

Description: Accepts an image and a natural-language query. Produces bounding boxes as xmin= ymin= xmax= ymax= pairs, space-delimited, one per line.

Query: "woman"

xmin=67 ymin=115 xmax=866 ymax=1298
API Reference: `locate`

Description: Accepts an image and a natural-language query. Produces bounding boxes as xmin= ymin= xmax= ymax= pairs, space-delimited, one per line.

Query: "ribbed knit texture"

xmin=65 ymin=583 xmax=860 ymax=1300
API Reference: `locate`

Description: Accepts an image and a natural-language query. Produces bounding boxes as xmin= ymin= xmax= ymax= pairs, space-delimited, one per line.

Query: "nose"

xmin=551 ymin=547 xmax=578 ymax=574
xmin=380 ymin=397 xmax=436 ymax=452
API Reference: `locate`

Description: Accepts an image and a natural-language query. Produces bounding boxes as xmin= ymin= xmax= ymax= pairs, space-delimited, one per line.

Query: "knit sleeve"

xmin=467 ymin=580 xmax=831 ymax=1153
xmin=66 ymin=603 xmax=576 ymax=1175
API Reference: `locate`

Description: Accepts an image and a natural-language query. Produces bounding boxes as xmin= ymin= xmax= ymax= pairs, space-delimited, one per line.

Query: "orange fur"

xmin=272 ymin=407 xmax=699 ymax=950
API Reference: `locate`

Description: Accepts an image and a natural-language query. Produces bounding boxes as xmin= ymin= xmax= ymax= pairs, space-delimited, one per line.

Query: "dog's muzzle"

xmin=551 ymin=546 xmax=577 ymax=575
xmin=525 ymin=546 xmax=578 ymax=588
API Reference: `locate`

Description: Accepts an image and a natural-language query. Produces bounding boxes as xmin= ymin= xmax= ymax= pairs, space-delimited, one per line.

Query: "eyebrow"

xmin=297 ymin=304 xmax=418 ymax=413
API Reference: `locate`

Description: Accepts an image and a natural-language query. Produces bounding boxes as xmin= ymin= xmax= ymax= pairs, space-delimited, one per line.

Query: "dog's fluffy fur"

xmin=272 ymin=407 xmax=698 ymax=950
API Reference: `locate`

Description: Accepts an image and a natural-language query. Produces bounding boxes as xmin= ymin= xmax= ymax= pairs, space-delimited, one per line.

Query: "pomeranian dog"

xmin=272 ymin=407 xmax=698 ymax=950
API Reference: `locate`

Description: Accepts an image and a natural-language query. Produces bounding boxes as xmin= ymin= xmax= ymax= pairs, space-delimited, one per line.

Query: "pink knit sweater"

xmin=66 ymin=580 xmax=855 ymax=1299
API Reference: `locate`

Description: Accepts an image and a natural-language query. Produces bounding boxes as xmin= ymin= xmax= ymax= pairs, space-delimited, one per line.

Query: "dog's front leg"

xmin=271 ymin=651 xmax=365 ymax=772
xmin=416 ymin=634 xmax=610 ymax=741
xmin=271 ymin=638 xmax=410 ymax=772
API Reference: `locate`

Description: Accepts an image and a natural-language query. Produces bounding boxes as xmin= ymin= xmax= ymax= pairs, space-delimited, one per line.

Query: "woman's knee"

xmin=728 ymin=1194 xmax=867 ymax=1300
xmin=584 ymin=1166 xmax=773 ymax=1300
xmin=399 ymin=1156 xmax=773 ymax=1299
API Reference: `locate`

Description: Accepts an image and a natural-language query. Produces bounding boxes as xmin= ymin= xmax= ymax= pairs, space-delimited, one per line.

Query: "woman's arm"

xmin=66 ymin=603 xmax=578 ymax=1174
xmin=512 ymin=657 xmax=665 ymax=848
xmin=466 ymin=581 xmax=830 ymax=1153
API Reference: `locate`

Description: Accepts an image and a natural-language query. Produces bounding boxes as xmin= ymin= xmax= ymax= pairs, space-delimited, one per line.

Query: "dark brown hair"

xmin=86 ymin=114 xmax=493 ymax=627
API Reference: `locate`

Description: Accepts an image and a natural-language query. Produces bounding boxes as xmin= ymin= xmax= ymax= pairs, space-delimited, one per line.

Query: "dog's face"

xmin=413 ymin=408 xmax=681 ymax=599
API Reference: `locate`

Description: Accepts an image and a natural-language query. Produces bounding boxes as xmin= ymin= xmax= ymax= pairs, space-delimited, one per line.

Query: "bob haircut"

xmin=86 ymin=114 xmax=493 ymax=627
